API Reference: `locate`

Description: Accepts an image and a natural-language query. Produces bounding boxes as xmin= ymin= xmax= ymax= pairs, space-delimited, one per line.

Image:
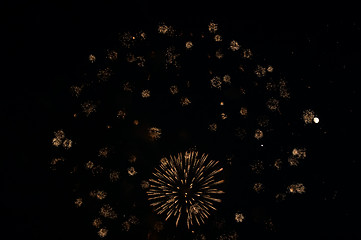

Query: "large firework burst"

xmin=147 ymin=151 xmax=224 ymax=229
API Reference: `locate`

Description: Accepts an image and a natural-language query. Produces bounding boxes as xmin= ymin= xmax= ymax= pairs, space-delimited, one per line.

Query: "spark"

xmin=147 ymin=151 xmax=224 ymax=229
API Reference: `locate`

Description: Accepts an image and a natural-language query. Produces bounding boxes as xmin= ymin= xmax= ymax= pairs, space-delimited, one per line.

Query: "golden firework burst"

xmin=147 ymin=151 xmax=224 ymax=229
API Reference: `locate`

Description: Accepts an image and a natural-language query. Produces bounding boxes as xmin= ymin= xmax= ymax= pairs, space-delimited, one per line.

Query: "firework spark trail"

xmin=147 ymin=151 xmax=224 ymax=229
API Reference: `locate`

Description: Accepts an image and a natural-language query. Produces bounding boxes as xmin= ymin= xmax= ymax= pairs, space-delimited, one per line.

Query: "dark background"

xmin=2 ymin=1 xmax=360 ymax=239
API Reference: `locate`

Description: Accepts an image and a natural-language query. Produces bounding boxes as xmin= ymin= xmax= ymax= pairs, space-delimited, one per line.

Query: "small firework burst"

xmin=70 ymin=85 xmax=83 ymax=97
xmin=253 ymin=182 xmax=264 ymax=193
xmin=97 ymin=67 xmax=112 ymax=82
xmin=214 ymin=34 xmax=222 ymax=42
xmin=287 ymin=183 xmax=306 ymax=194
xmin=274 ymin=159 xmax=282 ymax=170
xmin=158 ymin=23 xmax=174 ymax=35
xmin=109 ymin=171 xmax=120 ymax=182
xmin=242 ymin=48 xmax=253 ymax=59
xmin=240 ymin=107 xmax=248 ymax=116
xmin=99 ymin=204 xmax=117 ymax=219
xmin=127 ymin=166 xmax=137 ymax=176
xmin=229 ymin=40 xmax=240 ymax=51
xmin=98 ymin=147 xmax=110 ymax=158
xmin=303 ymin=109 xmax=316 ymax=124
xmin=141 ymin=180 xmax=150 ymax=189
xmin=92 ymin=218 xmax=102 ymax=228
xmin=254 ymin=129 xmax=264 ymax=140
xmin=210 ymin=76 xmax=222 ymax=89
xmin=81 ymin=101 xmax=97 ymax=116
xmin=52 ymin=130 xmax=65 ymax=147
xmin=117 ymin=109 xmax=126 ymax=119
xmin=98 ymin=228 xmax=108 ymax=238
xmin=221 ymin=113 xmax=228 ymax=120
xmin=234 ymin=212 xmax=245 ymax=223
xmin=88 ymin=54 xmax=96 ymax=63
xmin=215 ymin=49 xmax=224 ymax=59
xmin=208 ymin=22 xmax=218 ymax=33
xmin=141 ymin=89 xmax=151 ymax=98
xmin=74 ymin=198 xmax=83 ymax=207
xmin=50 ymin=157 xmax=64 ymax=170
xmin=147 ymin=151 xmax=224 ymax=229
xmin=208 ymin=123 xmax=217 ymax=132
xmin=266 ymin=98 xmax=280 ymax=112
xmin=169 ymin=85 xmax=179 ymax=95
xmin=106 ymin=49 xmax=118 ymax=61
xmin=148 ymin=127 xmax=162 ymax=141
xmin=185 ymin=41 xmax=193 ymax=49
xmin=180 ymin=96 xmax=191 ymax=106
xmin=223 ymin=74 xmax=231 ymax=84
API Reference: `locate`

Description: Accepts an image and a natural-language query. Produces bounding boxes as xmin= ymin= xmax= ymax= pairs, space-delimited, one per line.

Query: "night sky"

xmin=2 ymin=2 xmax=360 ymax=239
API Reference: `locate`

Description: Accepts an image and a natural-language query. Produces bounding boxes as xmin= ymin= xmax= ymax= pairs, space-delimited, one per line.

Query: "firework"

xmin=147 ymin=151 xmax=224 ymax=229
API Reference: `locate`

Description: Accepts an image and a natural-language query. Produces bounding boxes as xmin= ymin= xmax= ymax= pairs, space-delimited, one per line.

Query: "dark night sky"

xmin=2 ymin=1 xmax=360 ymax=239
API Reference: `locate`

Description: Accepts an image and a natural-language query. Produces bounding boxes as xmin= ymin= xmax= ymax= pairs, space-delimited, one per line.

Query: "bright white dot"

xmin=313 ymin=117 xmax=320 ymax=123
xmin=261 ymin=144 xmax=264 ymax=147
